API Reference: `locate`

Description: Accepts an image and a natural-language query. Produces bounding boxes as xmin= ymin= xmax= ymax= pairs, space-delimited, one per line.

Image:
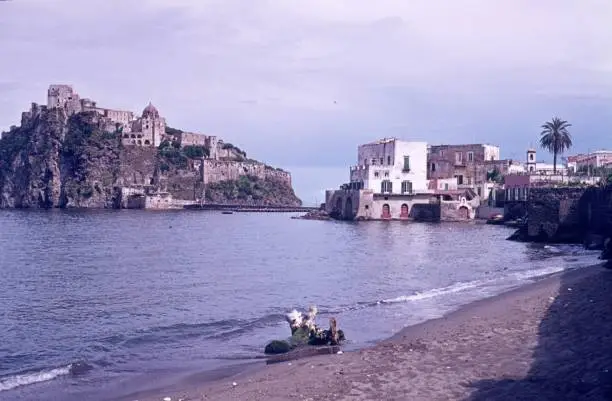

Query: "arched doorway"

xmin=345 ymin=197 xmax=354 ymax=220
xmin=400 ymin=203 xmax=409 ymax=219
xmin=333 ymin=197 xmax=343 ymax=219
xmin=381 ymin=204 xmax=391 ymax=220
xmin=458 ymin=206 xmax=470 ymax=219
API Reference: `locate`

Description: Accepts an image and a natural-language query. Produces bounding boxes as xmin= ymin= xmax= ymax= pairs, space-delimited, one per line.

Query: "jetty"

xmin=184 ymin=204 xmax=317 ymax=213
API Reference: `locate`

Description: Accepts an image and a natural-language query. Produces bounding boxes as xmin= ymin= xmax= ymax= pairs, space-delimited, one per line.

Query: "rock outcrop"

xmin=0 ymin=107 xmax=301 ymax=208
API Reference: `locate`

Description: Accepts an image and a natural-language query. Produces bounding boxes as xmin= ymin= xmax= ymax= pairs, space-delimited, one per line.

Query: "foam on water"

xmin=379 ymin=261 xmax=593 ymax=306
xmin=0 ymin=365 xmax=72 ymax=392
xmin=381 ymin=279 xmax=485 ymax=304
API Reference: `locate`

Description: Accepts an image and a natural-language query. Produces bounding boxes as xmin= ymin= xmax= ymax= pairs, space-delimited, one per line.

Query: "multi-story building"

xmin=566 ymin=150 xmax=612 ymax=173
xmin=325 ymin=138 xmax=480 ymax=221
xmin=349 ymin=138 xmax=428 ymax=194
xmin=427 ymin=144 xmax=500 ymax=185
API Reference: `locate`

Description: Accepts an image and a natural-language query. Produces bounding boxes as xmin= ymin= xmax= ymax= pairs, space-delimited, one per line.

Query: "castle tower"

xmin=47 ymin=84 xmax=82 ymax=115
xmin=140 ymin=102 xmax=166 ymax=147
xmin=526 ymin=148 xmax=536 ymax=173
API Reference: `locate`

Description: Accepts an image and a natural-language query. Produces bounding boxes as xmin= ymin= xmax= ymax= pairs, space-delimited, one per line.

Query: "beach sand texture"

xmin=142 ymin=265 xmax=612 ymax=401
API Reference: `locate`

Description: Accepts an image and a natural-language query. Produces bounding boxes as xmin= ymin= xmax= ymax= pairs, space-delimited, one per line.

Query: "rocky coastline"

xmin=506 ymin=185 xmax=612 ymax=265
xmin=0 ymin=107 xmax=301 ymax=209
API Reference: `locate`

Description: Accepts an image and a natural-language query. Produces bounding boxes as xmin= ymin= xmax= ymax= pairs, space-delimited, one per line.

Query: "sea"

xmin=0 ymin=210 xmax=602 ymax=401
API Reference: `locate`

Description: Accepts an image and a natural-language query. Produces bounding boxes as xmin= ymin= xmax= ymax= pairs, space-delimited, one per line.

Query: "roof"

xmin=142 ymin=102 xmax=160 ymax=118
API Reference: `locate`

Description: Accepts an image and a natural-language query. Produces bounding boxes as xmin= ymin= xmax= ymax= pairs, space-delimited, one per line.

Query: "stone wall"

xmin=202 ymin=160 xmax=291 ymax=186
xmin=324 ymin=188 xmax=435 ymax=221
xmin=510 ymin=187 xmax=586 ymax=242
xmin=178 ymin=132 xmax=208 ymax=147
xmin=410 ymin=203 xmax=441 ymax=222
xmin=440 ymin=200 xmax=474 ymax=221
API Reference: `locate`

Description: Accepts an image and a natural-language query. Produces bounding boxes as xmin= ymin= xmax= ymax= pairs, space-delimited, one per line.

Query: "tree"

xmin=539 ymin=117 xmax=573 ymax=174
xmin=486 ymin=167 xmax=502 ymax=183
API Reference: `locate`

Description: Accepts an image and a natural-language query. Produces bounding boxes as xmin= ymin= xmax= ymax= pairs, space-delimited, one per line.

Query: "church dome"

xmin=142 ymin=102 xmax=160 ymax=118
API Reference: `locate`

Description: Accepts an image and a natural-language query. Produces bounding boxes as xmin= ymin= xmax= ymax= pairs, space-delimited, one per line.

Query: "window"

xmin=477 ymin=187 xmax=482 ymax=196
xmin=440 ymin=150 xmax=445 ymax=157
xmin=444 ymin=183 xmax=449 ymax=190
xmin=455 ymin=152 xmax=463 ymax=163
xmin=455 ymin=175 xmax=464 ymax=185
xmin=380 ymin=157 xmax=383 ymax=165
xmin=384 ymin=171 xmax=389 ymax=177
xmin=381 ymin=180 xmax=392 ymax=193
xmin=401 ymin=180 xmax=413 ymax=194
xmin=403 ymin=156 xmax=410 ymax=171
xmin=387 ymin=156 xmax=391 ymax=165
xmin=374 ymin=172 xmax=379 ymax=178
xmin=372 ymin=158 xmax=376 ymax=165
xmin=529 ymin=154 xmax=534 ymax=161
xmin=468 ymin=152 xmax=474 ymax=162
xmin=431 ymin=163 xmax=436 ymax=172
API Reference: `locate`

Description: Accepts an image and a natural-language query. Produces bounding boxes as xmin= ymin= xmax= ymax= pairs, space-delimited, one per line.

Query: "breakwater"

xmin=184 ymin=204 xmax=318 ymax=213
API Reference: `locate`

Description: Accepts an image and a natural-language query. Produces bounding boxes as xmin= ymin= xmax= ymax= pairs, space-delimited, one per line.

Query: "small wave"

xmin=380 ymin=280 xmax=484 ymax=304
xmin=378 ymin=262 xmax=590 ymax=306
xmin=116 ymin=313 xmax=287 ymax=347
xmin=0 ymin=362 xmax=91 ymax=392
xmin=511 ymin=265 xmax=567 ymax=281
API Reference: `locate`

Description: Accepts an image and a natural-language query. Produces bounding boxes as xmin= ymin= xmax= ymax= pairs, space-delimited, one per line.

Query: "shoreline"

xmin=134 ymin=263 xmax=611 ymax=401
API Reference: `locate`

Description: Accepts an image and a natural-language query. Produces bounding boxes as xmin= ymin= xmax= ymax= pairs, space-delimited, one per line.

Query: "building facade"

xmin=427 ymin=144 xmax=502 ymax=186
xmin=325 ymin=138 xmax=479 ymax=221
xmin=571 ymin=151 xmax=612 ymax=173
xmin=124 ymin=103 xmax=166 ymax=147
xmin=349 ymin=138 xmax=428 ymax=195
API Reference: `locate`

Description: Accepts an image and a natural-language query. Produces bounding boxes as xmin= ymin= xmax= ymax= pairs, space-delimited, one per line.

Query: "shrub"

xmin=183 ymin=145 xmax=209 ymax=159
xmin=165 ymin=126 xmax=183 ymax=137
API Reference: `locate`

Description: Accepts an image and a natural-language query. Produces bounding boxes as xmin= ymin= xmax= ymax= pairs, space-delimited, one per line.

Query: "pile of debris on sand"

xmin=264 ymin=306 xmax=345 ymax=356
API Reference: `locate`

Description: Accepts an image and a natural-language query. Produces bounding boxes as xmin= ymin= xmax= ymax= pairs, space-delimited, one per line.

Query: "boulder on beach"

xmin=264 ymin=340 xmax=291 ymax=355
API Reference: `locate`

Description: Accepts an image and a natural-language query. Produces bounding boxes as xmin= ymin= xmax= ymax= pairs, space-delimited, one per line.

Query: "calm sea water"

xmin=0 ymin=210 xmax=601 ymax=401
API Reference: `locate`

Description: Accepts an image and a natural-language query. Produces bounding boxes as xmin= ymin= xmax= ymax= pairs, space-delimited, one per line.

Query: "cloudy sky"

xmin=1 ymin=0 xmax=612 ymax=204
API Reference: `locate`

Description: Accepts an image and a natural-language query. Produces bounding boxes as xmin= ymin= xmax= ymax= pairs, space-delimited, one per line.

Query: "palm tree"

xmin=540 ymin=117 xmax=573 ymax=174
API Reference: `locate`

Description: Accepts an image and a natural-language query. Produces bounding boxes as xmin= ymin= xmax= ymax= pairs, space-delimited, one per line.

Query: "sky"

xmin=1 ymin=0 xmax=612 ymax=205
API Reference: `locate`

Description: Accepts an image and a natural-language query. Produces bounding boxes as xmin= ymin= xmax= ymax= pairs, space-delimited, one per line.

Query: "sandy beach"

xmin=137 ymin=264 xmax=612 ymax=401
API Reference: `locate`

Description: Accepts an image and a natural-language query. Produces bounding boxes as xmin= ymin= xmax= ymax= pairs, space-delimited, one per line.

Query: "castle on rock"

xmin=47 ymin=84 xmax=166 ymax=147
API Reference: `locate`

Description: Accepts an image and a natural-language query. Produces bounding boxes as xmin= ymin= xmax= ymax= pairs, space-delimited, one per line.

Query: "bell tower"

xmin=526 ymin=148 xmax=536 ymax=173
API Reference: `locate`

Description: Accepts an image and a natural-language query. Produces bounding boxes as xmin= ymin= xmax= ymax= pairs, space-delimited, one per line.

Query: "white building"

xmin=525 ymin=148 xmax=567 ymax=175
xmin=349 ymin=138 xmax=428 ymax=194
xmin=574 ymin=150 xmax=612 ymax=172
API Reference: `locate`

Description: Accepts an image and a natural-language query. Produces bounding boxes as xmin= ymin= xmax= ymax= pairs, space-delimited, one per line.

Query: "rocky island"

xmin=0 ymin=85 xmax=301 ymax=209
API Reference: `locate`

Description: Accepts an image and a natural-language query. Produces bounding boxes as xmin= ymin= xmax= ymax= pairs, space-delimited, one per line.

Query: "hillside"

xmin=0 ymin=107 xmax=301 ymax=208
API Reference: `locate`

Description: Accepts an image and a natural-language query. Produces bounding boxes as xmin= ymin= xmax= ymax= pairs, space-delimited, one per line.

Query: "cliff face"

xmin=0 ymin=108 xmax=301 ymax=208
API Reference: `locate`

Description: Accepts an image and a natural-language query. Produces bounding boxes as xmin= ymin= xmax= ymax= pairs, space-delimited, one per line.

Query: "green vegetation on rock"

xmin=157 ymin=141 xmax=209 ymax=170
xmin=205 ymin=175 xmax=300 ymax=206
xmin=264 ymin=340 xmax=291 ymax=355
xmin=164 ymin=126 xmax=183 ymax=137
xmin=183 ymin=145 xmax=209 ymax=159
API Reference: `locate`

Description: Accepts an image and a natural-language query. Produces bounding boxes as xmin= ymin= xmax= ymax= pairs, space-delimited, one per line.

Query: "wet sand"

xmin=139 ymin=264 xmax=612 ymax=401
